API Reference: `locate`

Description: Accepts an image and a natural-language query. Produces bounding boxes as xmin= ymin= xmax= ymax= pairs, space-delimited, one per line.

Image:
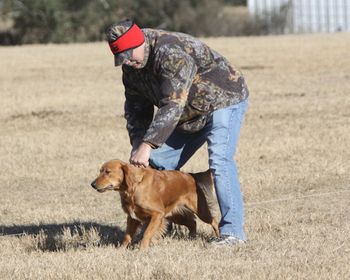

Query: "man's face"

xmin=124 ymin=42 xmax=145 ymax=69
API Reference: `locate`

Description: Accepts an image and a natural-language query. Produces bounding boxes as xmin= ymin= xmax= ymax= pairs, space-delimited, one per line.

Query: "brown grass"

xmin=1 ymin=33 xmax=350 ymax=279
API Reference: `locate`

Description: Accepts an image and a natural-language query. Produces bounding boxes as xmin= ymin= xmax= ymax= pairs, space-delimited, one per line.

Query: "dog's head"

xmin=91 ymin=159 xmax=144 ymax=193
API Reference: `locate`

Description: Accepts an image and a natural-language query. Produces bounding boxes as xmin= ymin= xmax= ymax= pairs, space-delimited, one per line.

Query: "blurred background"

xmin=0 ymin=0 xmax=349 ymax=45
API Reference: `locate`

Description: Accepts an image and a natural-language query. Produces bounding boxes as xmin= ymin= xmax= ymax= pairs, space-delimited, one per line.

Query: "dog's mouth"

xmin=95 ymin=185 xmax=115 ymax=192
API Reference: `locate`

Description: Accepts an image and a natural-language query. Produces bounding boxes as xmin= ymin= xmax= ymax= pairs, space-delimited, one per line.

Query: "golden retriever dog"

xmin=91 ymin=159 xmax=219 ymax=249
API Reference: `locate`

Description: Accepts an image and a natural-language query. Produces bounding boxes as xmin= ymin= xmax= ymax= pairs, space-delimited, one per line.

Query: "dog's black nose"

xmin=91 ymin=181 xmax=96 ymax=188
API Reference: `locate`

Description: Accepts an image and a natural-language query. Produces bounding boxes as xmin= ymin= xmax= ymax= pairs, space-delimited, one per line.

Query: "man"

xmin=106 ymin=19 xmax=249 ymax=246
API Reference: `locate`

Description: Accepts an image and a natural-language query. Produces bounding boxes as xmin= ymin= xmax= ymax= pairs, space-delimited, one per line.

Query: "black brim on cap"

xmin=114 ymin=49 xmax=133 ymax=66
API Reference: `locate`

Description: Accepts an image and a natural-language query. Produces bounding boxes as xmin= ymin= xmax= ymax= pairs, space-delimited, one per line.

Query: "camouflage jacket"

xmin=122 ymin=29 xmax=249 ymax=148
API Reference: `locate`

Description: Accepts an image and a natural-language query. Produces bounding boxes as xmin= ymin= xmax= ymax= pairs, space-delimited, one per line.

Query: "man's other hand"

xmin=130 ymin=142 xmax=152 ymax=167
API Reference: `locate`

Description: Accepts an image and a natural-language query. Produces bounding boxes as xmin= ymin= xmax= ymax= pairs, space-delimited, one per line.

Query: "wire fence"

xmin=248 ymin=0 xmax=350 ymax=34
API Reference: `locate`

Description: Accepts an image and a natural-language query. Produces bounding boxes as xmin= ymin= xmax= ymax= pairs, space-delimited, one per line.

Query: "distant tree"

xmin=11 ymin=0 xmax=62 ymax=43
xmin=1 ymin=0 xmax=258 ymax=45
xmin=224 ymin=0 xmax=247 ymax=5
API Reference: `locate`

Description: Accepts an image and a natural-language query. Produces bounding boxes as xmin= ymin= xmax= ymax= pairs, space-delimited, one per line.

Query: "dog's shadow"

xmin=1 ymin=222 xmax=212 ymax=252
xmin=0 ymin=222 xmax=125 ymax=252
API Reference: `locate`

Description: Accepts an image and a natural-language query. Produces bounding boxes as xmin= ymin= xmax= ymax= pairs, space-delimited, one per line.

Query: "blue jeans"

xmin=149 ymin=99 xmax=248 ymax=240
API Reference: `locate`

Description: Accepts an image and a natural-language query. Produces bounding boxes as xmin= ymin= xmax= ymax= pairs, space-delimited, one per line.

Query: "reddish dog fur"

xmin=91 ymin=159 xmax=219 ymax=249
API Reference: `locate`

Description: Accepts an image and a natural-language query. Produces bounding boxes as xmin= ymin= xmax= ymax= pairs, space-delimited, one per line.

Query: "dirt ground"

xmin=0 ymin=32 xmax=349 ymax=279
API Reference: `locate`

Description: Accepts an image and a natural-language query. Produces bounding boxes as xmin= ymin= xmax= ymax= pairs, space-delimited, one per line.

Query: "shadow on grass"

xmin=1 ymin=222 xmax=213 ymax=252
xmin=0 ymin=222 xmax=124 ymax=252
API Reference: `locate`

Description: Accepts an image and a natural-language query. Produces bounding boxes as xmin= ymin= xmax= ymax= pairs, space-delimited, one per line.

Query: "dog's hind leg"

xmin=122 ymin=215 xmax=141 ymax=248
xmin=196 ymin=194 xmax=220 ymax=237
xmin=140 ymin=211 xmax=164 ymax=249
xmin=197 ymin=207 xmax=219 ymax=237
xmin=190 ymin=171 xmax=219 ymax=237
xmin=209 ymin=218 xmax=220 ymax=237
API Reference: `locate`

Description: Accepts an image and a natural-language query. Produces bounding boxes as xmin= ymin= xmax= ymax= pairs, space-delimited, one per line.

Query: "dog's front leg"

xmin=140 ymin=212 xmax=164 ymax=250
xmin=122 ymin=215 xmax=141 ymax=248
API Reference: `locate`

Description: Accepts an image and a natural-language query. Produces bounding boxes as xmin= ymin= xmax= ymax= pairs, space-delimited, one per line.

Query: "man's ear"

xmin=121 ymin=164 xmax=144 ymax=190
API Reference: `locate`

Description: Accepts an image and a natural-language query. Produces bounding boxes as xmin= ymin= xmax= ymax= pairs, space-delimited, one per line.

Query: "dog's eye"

xmin=105 ymin=170 xmax=111 ymax=175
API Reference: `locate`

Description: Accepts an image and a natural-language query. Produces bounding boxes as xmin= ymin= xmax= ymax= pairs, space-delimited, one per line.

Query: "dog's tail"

xmin=191 ymin=169 xmax=217 ymax=214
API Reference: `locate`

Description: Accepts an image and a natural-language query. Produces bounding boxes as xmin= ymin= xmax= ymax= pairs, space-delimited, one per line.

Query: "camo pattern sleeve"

xmin=123 ymin=72 xmax=154 ymax=147
xmin=142 ymin=47 xmax=197 ymax=147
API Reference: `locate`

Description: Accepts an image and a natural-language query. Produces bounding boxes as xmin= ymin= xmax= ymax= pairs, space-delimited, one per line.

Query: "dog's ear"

xmin=121 ymin=164 xmax=144 ymax=190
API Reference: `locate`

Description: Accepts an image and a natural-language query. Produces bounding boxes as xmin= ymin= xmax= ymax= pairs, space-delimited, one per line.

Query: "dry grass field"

xmin=1 ymin=33 xmax=349 ymax=279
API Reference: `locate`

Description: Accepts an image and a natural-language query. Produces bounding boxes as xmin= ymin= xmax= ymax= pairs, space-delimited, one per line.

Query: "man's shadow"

xmin=0 ymin=222 xmax=125 ymax=252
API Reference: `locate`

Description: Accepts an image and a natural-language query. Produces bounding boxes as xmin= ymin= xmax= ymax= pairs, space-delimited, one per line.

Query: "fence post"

xmin=326 ymin=0 xmax=330 ymax=32
xmin=253 ymin=0 xmax=259 ymax=23
xmin=344 ymin=0 xmax=349 ymax=31
xmin=285 ymin=0 xmax=294 ymax=33
xmin=317 ymin=0 xmax=322 ymax=32
xmin=334 ymin=0 xmax=338 ymax=31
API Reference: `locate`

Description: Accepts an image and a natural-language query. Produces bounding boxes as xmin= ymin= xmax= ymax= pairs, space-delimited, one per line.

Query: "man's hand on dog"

xmin=130 ymin=142 xmax=152 ymax=167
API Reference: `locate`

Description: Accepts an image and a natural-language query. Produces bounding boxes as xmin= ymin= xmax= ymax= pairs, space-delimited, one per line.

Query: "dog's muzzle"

xmin=91 ymin=181 xmax=114 ymax=192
